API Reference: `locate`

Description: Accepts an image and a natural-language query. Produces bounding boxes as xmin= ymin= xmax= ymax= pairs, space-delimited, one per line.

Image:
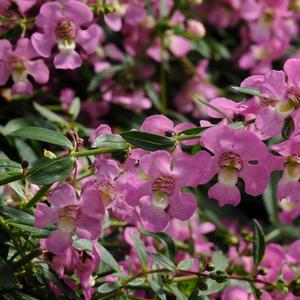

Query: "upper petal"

xmin=35 ymin=203 xmax=59 ymax=228
xmin=48 ymin=183 xmax=77 ymax=208
xmin=27 ymin=59 xmax=49 ymax=84
xmin=64 ymin=1 xmax=93 ymax=26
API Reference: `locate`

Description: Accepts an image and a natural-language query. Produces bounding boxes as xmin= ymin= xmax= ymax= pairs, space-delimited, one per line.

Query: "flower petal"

xmin=45 ymin=230 xmax=72 ymax=255
xmin=48 ymin=183 xmax=77 ymax=208
xmin=140 ymin=206 xmax=170 ymax=232
xmin=35 ymin=203 xmax=59 ymax=228
xmin=169 ymin=192 xmax=196 ymax=221
xmin=208 ymin=182 xmax=241 ymax=206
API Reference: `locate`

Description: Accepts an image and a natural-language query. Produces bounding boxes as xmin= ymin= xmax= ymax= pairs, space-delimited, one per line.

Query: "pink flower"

xmin=136 ymin=150 xmax=197 ymax=232
xmin=35 ymin=183 xmax=105 ymax=254
xmin=76 ymin=242 xmax=101 ymax=300
xmin=222 ymin=286 xmax=248 ymax=300
xmin=32 ymin=1 xmax=102 ymax=69
xmin=241 ymin=58 xmax=300 ymax=138
xmin=194 ymin=125 xmax=273 ymax=206
xmin=0 ymin=38 xmax=49 ymax=94
xmin=272 ymin=136 xmax=300 ymax=202
xmin=141 ymin=114 xmax=197 ymax=146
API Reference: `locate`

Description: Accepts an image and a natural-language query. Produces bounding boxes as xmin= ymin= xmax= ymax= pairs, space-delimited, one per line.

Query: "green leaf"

xmin=250 ymin=283 xmax=261 ymax=300
xmin=179 ymin=126 xmax=210 ymax=136
xmin=197 ymin=279 xmax=224 ymax=296
xmin=99 ymin=244 xmax=121 ymax=272
xmin=282 ymin=116 xmax=294 ymax=139
xmin=121 ymin=131 xmax=176 ymax=151
xmin=253 ymin=219 xmax=266 ymax=267
xmin=9 ymin=181 xmax=25 ymax=199
xmin=149 ymin=264 xmax=167 ymax=300
xmin=0 ymin=257 xmax=18 ymax=288
xmin=92 ymin=134 xmax=128 ymax=150
xmin=212 ymin=251 xmax=229 ymax=271
xmin=26 ymin=184 xmax=51 ymax=208
xmin=167 ymin=285 xmax=187 ymax=300
xmin=7 ymin=220 xmax=50 ymax=236
xmin=33 ymin=102 xmax=67 ymax=125
xmin=14 ymin=139 xmax=38 ymax=165
xmin=0 ymin=206 xmax=34 ymax=220
xmin=177 ymin=258 xmax=194 ymax=271
xmin=98 ymin=281 xmax=121 ymax=293
xmin=0 ymin=118 xmax=33 ymax=136
xmin=27 ymin=156 xmax=76 ymax=185
xmin=88 ymin=65 xmax=123 ymax=92
xmin=231 ymin=86 xmax=261 ymax=97
xmin=0 ymin=172 xmax=23 ymax=186
xmin=10 ymin=127 xmax=73 ymax=149
xmin=144 ymin=82 xmax=161 ymax=110
xmin=0 ymin=159 xmax=22 ymax=171
xmin=69 ymin=97 xmax=81 ymax=120
xmin=229 ymin=121 xmax=245 ymax=131
xmin=263 ymin=171 xmax=280 ymax=225
xmin=129 ymin=277 xmax=145 ymax=286
xmin=148 ymin=252 xmax=176 ymax=271
xmin=130 ymin=232 xmax=148 ymax=270
xmin=141 ymin=230 xmax=176 ymax=260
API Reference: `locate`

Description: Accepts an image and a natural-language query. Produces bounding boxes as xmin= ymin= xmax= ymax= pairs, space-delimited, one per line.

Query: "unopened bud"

xmin=44 ymin=149 xmax=57 ymax=159
xmin=21 ymin=160 xmax=29 ymax=169
xmin=258 ymin=268 xmax=268 ymax=276
xmin=187 ymin=20 xmax=206 ymax=38
xmin=198 ymin=278 xmax=208 ymax=291
xmin=205 ymin=263 xmax=215 ymax=272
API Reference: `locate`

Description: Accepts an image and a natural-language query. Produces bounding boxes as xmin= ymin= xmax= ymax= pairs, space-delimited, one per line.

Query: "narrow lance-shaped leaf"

xmin=27 ymin=156 xmax=76 ymax=185
xmin=130 ymin=232 xmax=148 ymax=270
xmin=9 ymin=127 xmax=73 ymax=149
xmin=92 ymin=134 xmax=128 ymax=150
xmin=147 ymin=252 xmax=176 ymax=271
xmin=33 ymin=102 xmax=68 ymax=125
xmin=231 ymin=86 xmax=261 ymax=97
xmin=253 ymin=219 xmax=266 ymax=268
xmin=98 ymin=244 xmax=120 ymax=272
xmin=121 ymin=131 xmax=176 ymax=151
xmin=141 ymin=230 xmax=176 ymax=260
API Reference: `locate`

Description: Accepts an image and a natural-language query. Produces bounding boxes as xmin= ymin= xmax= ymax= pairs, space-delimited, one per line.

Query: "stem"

xmin=195 ymin=95 xmax=233 ymax=123
xmin=160 ymin=64 xmax=167 ymax=114
xmin=12 ymin=248 xmax=43 ymax=271
xmin=25 ymin=184 xmax=51 ymax=208
xmin=71 ymin=147 xmax=123 ymax=158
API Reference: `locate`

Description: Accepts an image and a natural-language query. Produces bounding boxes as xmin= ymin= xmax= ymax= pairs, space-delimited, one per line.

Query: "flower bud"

xmin=205 ymin=263 xmax=215 ymax=272
xmin=187 ymin=20 xmax=206 ymax=38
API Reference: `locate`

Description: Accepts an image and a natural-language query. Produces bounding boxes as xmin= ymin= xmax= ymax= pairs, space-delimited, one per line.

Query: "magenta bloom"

xmin=0 ymin=38 xmax=49 ymax=94
xmin=35 ymin=183 xmax=105 ymax=255
xmin=272 ymin=136 xmax=300 ymax=202
xmin=136 ymin=150 xmax=196 ymax=232
xmin=241 ymin=58 xmax=300 ymax=138
xmin=195 ymin=125 xmax=272 ymax=206
xmin=32 ymin=1 xmax=102 ymax=69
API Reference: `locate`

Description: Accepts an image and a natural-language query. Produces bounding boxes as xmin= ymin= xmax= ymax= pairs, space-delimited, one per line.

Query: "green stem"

xmin=25 ymin=184 xmax=51 ymax=208
xmin=71 ymin=147 xmax=123 ymax=158
xmin=160 ymin=64 xmax=167 ymax=114
xmin=12 ymin=248 xmax=42 ymax=271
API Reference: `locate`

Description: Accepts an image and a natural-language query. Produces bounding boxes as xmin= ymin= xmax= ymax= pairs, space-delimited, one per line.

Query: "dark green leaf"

xmin=88 ymin=65 xmax=123 ymax=92
xmin=250 ymin=283 xmax=261 ymax=300
xmin=130 ymin=232 xmax=148 ymax=270
xmin=10 ymin=127 xmax=73 ymax=149
xmin=92 ymin=134 xmax=128 ymax=150
xmin=149 ymin=264 xmax=167 ymax=300
xmin=33 ymin=102 xmax=67 ymax=125
xmin=167 ymin=285 xmax=187 ymax=300
xmin=0 ymin=159 xmax=21 ymax=171
xmin=7 ymin=220 xmax=50 ymax=235
xmin=9 ymin=181 xmax=25 ymax=199
xmin=179 ymin=126 xmax=210 ymax=136
xmin=26 ymin=184 xmax=51 ymax=208
xmin=148 ymin=252 xmax=176 ymax=271
xmin=27 ymin=156 xmax=76 ymax=185
xmin=282 ymin=116 xmax=294 ymax=139
xmin=0 ymin=172 xmax=23 ymax=186
xmin=231 ymin=86 xmax=261 ymax=97
xmin=121 ymin=131 xmax=176 ymax=151
xmin=253 ymin=219 xmax=266 ymax=267
xmin=0 ymin=206 xmax=34 ymax=220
